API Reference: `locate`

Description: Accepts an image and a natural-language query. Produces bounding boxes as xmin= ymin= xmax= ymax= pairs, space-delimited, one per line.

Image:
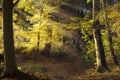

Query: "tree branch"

xmin=13 ymin=0 xmax=20 ymax=7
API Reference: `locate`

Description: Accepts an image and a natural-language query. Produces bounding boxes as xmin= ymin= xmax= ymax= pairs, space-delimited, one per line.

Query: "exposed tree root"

xmin=96 ymin=66 xmax=110 ymax=73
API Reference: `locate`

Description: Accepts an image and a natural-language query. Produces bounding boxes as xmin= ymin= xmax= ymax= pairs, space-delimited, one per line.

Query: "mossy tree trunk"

xmin=92 ymin=20 xmax=109 ymax=72
xmin=2 ymin=0 xmax=18 ymax=76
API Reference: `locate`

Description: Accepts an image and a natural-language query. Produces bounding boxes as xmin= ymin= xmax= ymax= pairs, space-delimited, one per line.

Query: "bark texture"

xmin=3 ymin=0 xmax=18 ymax=75
xmin=102 ymin=0 xmax=119 ymax=65
xmin=93 ymin=20 xmax=109 ymax=72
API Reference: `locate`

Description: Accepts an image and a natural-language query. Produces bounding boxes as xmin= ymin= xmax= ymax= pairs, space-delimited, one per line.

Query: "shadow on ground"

xmin=0 ymin=67 xmax=51 ymax=80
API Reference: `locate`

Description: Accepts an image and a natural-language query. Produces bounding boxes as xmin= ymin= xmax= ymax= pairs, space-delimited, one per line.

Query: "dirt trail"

xmin=17 ymin=52 xmax=87 ymax=80
xmin=38 ymin=48 xmax=88 ymax=80
xmin=41 ymin=57 xmax=85 ymax=80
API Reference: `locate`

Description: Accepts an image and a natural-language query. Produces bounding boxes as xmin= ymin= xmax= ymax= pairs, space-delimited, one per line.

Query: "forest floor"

xmin=0 ymin=52 xmax=120 ymax=80
xmin=16 ymin=52 xmax=87 ymax=80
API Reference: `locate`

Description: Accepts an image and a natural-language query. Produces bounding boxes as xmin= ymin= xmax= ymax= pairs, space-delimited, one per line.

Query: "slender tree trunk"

xmin=92 ymin=0 xmax=95 ymax=20
xmin=34 ymin=32 xmax=40 ymax=59
xmin=102 ymin=0 xmax=119 ymax=65
xmin=2 ymin=0 xmax=18 ymax=76
xmin=92 ymin=0 xmax=101 ymax=19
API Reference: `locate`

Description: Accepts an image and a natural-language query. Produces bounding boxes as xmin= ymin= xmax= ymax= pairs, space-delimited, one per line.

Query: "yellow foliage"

xmin=17 ymin=66 xmax=22 ymax=70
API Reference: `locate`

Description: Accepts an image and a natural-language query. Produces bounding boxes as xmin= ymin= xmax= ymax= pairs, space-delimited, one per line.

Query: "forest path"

xmin=40 ymin=56 xmax=86 ymax=80
xmin=16 ymin=52 xmax=87 ymax=80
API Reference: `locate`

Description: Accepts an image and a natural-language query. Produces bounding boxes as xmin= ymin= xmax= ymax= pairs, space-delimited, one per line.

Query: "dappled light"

xmin=0 ymin=0 xmax=120 ymax=80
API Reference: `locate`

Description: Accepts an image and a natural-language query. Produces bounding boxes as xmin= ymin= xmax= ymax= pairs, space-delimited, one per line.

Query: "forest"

xmin=0 ymin=0 xmax=120 ymax=80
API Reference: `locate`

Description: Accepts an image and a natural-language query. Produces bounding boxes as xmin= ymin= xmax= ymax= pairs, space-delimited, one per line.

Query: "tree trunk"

xmin=34 ymin=32 xmax=40 ymax=59
xmin=92 ymin=0 xmax=95 ymax=20
xmin=2 ymin=0 xmax=18 ymax=76
xmin=92 ymin=20 xmax=109 ymax=72
xmin=102 ymin=0 xmax=119 ymax=65
xmin=92 ymin=0 xmax=109 ymax=72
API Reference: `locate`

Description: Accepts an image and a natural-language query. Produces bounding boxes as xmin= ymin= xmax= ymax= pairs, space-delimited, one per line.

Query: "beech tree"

xmin=91 ymin=0 xmax=109 ymax=72
xmin=92 ymin=20 xmax=109 ymax=72
xmin=1 ymin=0 xmax=19 ymax=77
